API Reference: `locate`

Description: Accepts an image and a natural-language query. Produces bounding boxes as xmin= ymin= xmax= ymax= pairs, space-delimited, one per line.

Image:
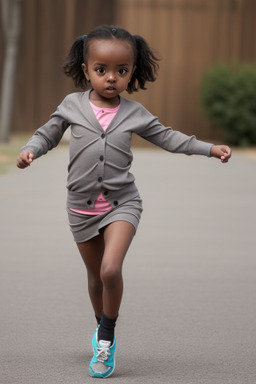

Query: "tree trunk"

xmin=0 ymin=0 xmax=22 ymax=142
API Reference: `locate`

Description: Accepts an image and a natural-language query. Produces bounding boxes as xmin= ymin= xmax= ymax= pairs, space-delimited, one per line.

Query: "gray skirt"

xmin=67 ymin=195 xmax=143 ymax=243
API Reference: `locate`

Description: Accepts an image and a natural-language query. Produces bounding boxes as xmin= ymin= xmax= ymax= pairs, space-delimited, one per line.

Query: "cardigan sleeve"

xmin=21 ymin=96 xmax=70 ymax=159
xmin=136 ymin=105 xmax=213 ymax=157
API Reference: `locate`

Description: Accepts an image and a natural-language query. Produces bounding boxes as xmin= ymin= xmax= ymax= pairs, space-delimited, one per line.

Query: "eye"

xmin=118 ymin=68 xmax=128 ymax=76
xmin=96 ymin=67 xmax=105 ymax=75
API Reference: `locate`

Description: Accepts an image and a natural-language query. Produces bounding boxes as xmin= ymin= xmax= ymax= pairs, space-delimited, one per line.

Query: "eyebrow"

xmin=93 ymin=63 xmax=106 ymax=67
xmin=93 ymin=63 xmax=129 ymax=67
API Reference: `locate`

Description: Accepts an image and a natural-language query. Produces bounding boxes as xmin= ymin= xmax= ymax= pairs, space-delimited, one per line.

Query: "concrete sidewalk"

xmin=1 ymin=147 xmax=256 ymax=384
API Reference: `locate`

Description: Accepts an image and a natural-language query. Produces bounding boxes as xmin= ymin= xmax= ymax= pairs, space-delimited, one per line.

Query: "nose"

xmin=107 ymin=72 xmax=116 ymax=82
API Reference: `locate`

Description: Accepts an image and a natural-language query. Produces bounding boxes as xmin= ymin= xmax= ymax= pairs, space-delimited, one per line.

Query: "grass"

xmin=0 ymin=134 xmax=31 ymax=174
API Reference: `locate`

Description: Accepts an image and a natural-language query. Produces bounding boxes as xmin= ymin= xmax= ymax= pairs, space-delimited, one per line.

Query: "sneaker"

xmin=89 ymin=328 xmax=116 ymax=378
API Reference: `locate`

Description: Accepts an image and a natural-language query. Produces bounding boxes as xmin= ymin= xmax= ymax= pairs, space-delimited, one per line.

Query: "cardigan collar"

xmin=82 ymin=89 xmax=126 ymax=134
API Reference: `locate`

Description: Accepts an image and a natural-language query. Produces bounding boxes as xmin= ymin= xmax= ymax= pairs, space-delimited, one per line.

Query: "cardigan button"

xmin=103 ymin=190 xmax=108 ymax=196
xmin=101 ymin=133 xmax=105 ymax=139
xmin=113 ymin=201 xmax=118 ymax=206
xmin=98 ymin=177 xmax=103 ymax=182
xmin=99 ymin=155 xmax=104 ymax=161
xmin=87 ymin=200 xmax=92 ymax=205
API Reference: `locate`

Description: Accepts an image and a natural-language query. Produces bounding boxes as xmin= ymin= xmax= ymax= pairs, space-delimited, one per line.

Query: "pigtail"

xmin=127 ymin=35 xmax=159 ymax=93
xmin=63 ymin=36 xmax=87 ymax=89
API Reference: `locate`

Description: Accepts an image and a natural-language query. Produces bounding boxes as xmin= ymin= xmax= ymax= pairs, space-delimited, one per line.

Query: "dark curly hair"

xmin=63 ymin=25 xmax=159 ymax=93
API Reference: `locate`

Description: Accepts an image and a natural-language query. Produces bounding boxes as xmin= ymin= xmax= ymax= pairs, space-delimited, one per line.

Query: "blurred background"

xmin=1 ymin=4 xmax=256 ymax=384
xmin=0 ymin=0 xmax=256 ymax=149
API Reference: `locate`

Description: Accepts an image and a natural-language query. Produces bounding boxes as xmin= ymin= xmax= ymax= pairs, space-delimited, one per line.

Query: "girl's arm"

xmin=17 ymin=96 xmax=70 ymax=168
xmin=135 ymin=103 xmax=231 ymax=161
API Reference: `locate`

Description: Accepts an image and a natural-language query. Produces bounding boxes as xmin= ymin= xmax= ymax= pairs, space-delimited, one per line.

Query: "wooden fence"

xmin=1 ymin=0 xmax=256 ymax=141
xmin=115 ymin=0 xmax=256 ymax=141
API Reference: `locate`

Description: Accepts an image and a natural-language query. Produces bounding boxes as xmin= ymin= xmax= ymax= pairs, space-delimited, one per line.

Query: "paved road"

xmin=1 ymin=146 xmax=256 ymax=384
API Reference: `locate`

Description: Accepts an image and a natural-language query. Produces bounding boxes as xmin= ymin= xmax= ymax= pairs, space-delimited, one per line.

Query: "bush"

xmin=200 ymin=62 xmax=256 ymax=146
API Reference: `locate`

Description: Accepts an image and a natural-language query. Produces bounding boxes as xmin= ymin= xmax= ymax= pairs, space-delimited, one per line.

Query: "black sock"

xmin=95 ymin=315 xmax=101 ymax=326
xmin=97 ymin=312 xmax=118 ymax=345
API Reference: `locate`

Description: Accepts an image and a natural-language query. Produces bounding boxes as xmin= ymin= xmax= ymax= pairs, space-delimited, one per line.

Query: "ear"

xmin=81 ymin=63 xmax=90 ymax=81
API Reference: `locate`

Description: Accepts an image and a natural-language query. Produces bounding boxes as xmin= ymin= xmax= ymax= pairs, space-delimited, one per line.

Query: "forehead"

xmin=87 ymin=39 xmax=135 ymax=64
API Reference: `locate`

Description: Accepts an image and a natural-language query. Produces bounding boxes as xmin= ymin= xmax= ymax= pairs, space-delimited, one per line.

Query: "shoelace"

xmin=97 ymin=346 xmax=110 ymax=363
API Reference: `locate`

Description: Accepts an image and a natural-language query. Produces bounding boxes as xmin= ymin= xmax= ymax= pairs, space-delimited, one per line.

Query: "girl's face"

xmin=82 ymin=39 xmax=136 ymax=106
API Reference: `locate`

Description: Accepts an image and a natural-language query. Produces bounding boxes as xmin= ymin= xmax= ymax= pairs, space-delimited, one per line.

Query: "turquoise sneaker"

xmin=89 ymin=328 xmax=116 ymax=378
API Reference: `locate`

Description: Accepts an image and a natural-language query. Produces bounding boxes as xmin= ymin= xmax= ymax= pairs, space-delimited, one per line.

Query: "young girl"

xmin=17 ymin=25 xmax=231 ymax=378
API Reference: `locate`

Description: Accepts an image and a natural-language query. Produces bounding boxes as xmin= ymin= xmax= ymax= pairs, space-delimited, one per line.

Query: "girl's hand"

xmin=210 ymin=145 xmax=232 ymax=163
xmin=17 ymin=151 xmax=35 ymax=169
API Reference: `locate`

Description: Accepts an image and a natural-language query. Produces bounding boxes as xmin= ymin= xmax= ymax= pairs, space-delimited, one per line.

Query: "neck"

xmin=89 ymin=90 xmax=120 ymax=108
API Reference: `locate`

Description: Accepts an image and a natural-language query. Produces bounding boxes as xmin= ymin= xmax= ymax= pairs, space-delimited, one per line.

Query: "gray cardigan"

xmin=22 ymin=90 xmax=213 ymax=209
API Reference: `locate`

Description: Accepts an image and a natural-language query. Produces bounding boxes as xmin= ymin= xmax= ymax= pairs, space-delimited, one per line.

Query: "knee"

xmin=88 ymin=275 xmax=103 ymax=294
xmin=100 ymin=264 xmax=122 ymax=289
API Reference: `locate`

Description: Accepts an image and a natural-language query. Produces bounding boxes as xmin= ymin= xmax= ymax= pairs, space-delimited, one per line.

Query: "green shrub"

xmin=200 ymin=62 xmax=256 ymax=146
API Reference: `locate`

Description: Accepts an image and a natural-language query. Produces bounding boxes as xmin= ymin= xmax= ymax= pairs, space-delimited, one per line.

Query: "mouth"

xmin=105 ymin=87 xmax=117 ymax=95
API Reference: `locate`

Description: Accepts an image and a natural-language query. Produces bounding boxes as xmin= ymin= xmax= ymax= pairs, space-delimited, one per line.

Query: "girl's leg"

xmin=77 ymin=220 xmax=135 ymax=323
xmin=79 ymin=221 xmax=136 ymax=377
xmin=101 ymin=221 xmax=135 ymax=318
xmin=77 ymin=234 xmax=105 ymax=320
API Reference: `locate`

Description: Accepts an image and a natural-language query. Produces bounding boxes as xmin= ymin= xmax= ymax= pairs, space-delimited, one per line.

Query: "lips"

xmin=105 ymin=87 xmax=117 ymax=95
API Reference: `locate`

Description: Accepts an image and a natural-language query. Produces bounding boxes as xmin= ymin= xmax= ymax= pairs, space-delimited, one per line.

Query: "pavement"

xmin=1 ymin=146 xmax=256 ymax=384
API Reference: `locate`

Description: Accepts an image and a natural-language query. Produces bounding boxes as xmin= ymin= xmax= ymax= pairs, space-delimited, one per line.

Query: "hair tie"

xmin=82 ymin=34 xmax=87 ymax=40
xmin=111 ymin=28 xmax=117 ymax=35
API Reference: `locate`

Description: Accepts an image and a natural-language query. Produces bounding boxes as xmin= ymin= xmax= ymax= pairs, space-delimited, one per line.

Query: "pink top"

xmin=70 ymin=102 xmax=120 ymax=215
